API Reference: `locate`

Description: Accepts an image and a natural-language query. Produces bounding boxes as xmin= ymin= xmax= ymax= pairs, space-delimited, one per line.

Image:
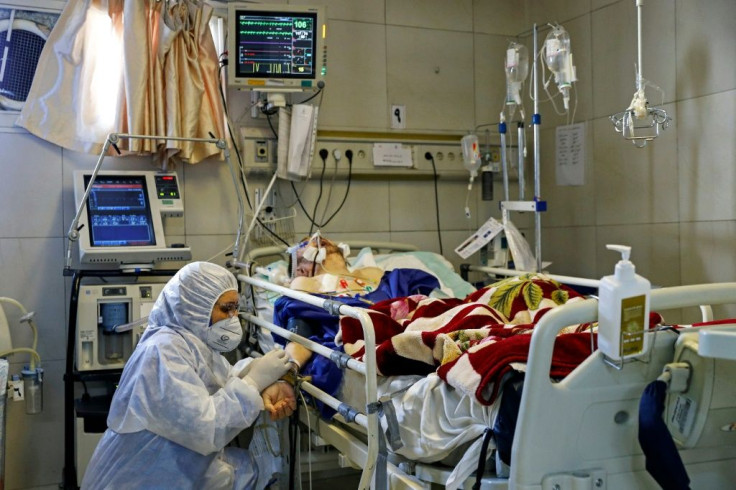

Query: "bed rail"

xmin=512 ymin=282 xmax=736 ymax=489
xmin=462 ymin=264 xmax=601 ymax=290
xmin=241 ymin=241 xmax=419 ymax=264
xmin=235 ymin=270 xmax=381 ymax=490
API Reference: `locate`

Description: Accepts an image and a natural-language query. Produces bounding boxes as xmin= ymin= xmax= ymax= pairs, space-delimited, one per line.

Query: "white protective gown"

xmin=81 ymin=262 xmax=264 ymax=489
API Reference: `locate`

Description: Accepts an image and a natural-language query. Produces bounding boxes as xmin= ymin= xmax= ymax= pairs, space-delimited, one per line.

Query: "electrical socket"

xmin=254 ymin=140 xmax=269 ymax=163
xmin=314 ymin=143 xmax=372 ymax=169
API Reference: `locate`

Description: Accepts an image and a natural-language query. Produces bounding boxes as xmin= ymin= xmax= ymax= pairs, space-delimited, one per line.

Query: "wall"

xmin=525 ymin=0 xmax=736 ymax=325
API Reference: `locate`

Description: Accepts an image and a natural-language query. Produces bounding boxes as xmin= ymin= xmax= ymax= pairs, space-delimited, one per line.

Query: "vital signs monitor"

xmin=73 ymin=170 xmax=191 ymax=267
xmin=227 ymin=3 xmax=327 ymax=92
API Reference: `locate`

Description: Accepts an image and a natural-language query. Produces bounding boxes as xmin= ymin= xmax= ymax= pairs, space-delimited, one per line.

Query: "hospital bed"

xmin=235 ymin=246 xmax=736 ymax=489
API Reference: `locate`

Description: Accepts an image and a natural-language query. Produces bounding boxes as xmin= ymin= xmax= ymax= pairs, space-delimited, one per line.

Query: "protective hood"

xmin=146 ymin=261 xmax=238 ymax=344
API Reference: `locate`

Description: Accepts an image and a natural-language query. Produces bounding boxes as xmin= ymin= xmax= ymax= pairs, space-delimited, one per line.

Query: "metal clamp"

xmin=330 ymin=351 xmax=353 ymax=368
xmin=323 ymin=299 xmax=342 ymax=316
xmin=366 ymin=401 xmax=381 ymax=414
xmin=337 ymin=403 xmax=360 ymax=423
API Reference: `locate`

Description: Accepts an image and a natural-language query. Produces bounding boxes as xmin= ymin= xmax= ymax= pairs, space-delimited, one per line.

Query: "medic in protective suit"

xmin=81 ymin=261 xmax=295 ymax=489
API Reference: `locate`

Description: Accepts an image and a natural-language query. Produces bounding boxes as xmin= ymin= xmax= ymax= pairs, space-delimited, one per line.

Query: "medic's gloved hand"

xmin=242 ymin=350 xmax=291 ymax=393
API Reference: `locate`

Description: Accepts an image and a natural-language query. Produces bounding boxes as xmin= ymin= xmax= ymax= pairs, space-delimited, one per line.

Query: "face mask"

xmin=206 ymin=316 xmax=243 ymax=352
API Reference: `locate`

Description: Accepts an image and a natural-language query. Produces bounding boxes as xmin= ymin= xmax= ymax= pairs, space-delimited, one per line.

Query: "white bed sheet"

xmin=338 ymin=370 xmax=498 ymax=489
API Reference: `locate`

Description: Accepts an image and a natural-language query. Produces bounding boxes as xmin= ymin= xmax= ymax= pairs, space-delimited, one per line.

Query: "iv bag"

xmin=543 ymin=24 xmax=576 ymax=110
xmin=544 ymin=25 xmax=575 ymax=87
xmin=505 ymin=43 xmax=529 ymax=84
xmin=505 ymin=42 xmax=529 ymax=106
xmin=461 ymin=134 xmax=482 ymax=176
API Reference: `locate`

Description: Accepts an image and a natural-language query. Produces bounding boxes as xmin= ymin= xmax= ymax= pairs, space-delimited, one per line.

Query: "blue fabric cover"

xmin=273 ymin=268 xmax=440 ymax=415
xmin=638 ymin=380 xmax=691 ymax=490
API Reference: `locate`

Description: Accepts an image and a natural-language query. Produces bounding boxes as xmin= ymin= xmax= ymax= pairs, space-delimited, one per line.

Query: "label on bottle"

xmin=619 ymin=294 xmax=646 ymax=357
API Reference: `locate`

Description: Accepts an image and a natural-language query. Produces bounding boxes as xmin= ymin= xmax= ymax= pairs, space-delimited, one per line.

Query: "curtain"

xmin=16 ymin=0 xmax=224 ymax=165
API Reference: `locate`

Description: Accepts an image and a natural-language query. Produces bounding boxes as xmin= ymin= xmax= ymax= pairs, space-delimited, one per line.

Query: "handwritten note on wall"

xmin=555 ymin=123 xmax=586 ymax=186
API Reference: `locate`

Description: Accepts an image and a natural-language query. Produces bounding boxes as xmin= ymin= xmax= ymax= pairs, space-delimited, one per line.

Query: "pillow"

xmin=351 ymin=249 xmax=476 ymax=299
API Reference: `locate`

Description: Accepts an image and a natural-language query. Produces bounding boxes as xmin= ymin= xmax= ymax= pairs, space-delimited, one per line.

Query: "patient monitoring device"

xmin=75 ymin=282 xmax=165 ymax=371
xmin=227 ymin=3 xmax=327 ymax=92
xmin=73 ymin=170 xmax=191 ymax=267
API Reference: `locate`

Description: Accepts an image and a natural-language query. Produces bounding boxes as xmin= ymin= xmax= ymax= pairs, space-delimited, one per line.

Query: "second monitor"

xmin=73 ymin=170 xmax=191 ymax=268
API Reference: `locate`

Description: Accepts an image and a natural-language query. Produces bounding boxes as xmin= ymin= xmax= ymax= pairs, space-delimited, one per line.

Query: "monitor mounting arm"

xmin=64 ymin=133 xmax=238 ymax=274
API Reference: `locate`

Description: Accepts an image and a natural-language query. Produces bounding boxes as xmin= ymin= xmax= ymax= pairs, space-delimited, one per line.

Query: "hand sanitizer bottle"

xmin=598 ymin=244 xmax=651 ymax=362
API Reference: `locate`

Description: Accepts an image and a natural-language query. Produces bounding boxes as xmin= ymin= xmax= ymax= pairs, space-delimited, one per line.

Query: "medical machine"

xmin=226 ymin=3 xmax=327 ymax=93
xmin=75 ymin=282 xmax=164 ymax=372
xmin=72 ymin=170 xmax=191 ymax=268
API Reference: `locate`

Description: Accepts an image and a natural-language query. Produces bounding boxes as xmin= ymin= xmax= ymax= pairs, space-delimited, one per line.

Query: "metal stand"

xmin=499 ymin=24 xmax=546 ymax=273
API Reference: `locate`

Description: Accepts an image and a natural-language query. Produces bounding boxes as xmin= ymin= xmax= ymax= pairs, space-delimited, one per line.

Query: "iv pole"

xmin=532 ymin=24 xmax=543 ymax=273
xmin=501 ymin=24 xmax=545 ymax=273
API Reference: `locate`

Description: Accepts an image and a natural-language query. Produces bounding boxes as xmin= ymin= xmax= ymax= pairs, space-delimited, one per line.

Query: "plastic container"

xmin=597 ymin=244 xmax=651 ymax=362
xmin=21 ymin=366 xmax=43 ymax=415
xmin=461 ymin=134 xmax=481 ymax=176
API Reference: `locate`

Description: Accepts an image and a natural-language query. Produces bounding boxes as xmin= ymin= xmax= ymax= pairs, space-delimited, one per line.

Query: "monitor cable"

xmin=218 ymin=57 xmax=289 ymax=247
xmin=308 ymin=149 xmax=330 ymax=236
xmin=318 ymin=149 xmax=341 ymax=226
xmin=424 ymin=152 xmax=444 ymax=255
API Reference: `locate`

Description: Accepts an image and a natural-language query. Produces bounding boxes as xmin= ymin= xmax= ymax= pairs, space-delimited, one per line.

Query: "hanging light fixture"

xmin=610 ymin=0 xmax=671 ymax=148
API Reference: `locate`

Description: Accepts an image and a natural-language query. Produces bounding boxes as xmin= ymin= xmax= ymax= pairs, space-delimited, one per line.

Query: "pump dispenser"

xmin=598 ymin=244 xmax=651 ymax=363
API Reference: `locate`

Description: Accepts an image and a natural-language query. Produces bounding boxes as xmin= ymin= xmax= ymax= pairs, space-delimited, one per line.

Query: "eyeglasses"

xmin=216 ymin=302 xmax=240 ymax=315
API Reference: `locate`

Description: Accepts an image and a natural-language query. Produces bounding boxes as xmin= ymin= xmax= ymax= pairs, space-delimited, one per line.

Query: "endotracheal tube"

xmin=543 ymin=24 xmax=576 ymax=111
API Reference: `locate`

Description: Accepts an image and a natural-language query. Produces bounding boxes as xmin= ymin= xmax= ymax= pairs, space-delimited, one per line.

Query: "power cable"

xmin=308 ymin=149 xmax=329 ymax=236
xmin=425 ymin=152 xmax=444 ymax=255
xmin=319 ymin=149 xmax=353 ymax=228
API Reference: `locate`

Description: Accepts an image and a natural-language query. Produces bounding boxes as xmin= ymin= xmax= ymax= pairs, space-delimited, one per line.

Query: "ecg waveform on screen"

xmin=236 ymin=14 xmax=315 ymax=76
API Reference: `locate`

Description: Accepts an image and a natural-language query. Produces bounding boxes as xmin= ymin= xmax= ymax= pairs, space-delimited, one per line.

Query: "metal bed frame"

xmin=235 ymin=247 xmax=736 ymax=489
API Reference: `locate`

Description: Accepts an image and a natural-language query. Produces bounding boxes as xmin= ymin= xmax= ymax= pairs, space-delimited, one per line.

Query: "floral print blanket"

xmin=339 ymin=274 xmax=597 ymax=405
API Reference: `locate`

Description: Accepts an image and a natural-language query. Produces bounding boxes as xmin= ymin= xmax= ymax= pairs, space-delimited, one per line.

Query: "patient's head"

xmin=293 ymin=235 xmax=349 ymax=277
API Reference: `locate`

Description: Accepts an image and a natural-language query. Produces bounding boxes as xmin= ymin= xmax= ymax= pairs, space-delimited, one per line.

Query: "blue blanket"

xmin=273 ymin=268 xmax=440 ymax=416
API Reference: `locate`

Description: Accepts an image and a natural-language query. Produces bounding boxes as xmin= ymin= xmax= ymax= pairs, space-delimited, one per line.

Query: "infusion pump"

xmin=76 ymin=283 xmax=165 ymax=371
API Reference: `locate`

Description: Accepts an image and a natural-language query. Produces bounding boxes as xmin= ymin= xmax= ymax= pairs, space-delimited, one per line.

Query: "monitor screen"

xmin=73 ymin=170 xmax=191 ymax=267
xmin=228 ymin=4 xmax=326 ymax=91
xmin=84 ymin=175 xmax=157 ymax=247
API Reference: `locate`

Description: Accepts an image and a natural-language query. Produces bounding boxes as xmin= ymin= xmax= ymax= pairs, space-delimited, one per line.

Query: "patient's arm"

xmin=285 ymin=341 xmax=312 ymax=372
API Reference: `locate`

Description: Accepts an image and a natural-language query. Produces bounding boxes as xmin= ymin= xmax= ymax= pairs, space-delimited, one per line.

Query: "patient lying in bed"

xmin=274 ymin=234 xmax=442 ymax=405
xmin=289 ymin=234 xmax=384 ymax=295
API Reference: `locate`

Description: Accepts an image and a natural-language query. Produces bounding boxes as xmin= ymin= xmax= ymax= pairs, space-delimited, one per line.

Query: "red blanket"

xmin=339 ymin=274 xmax=597 ymax=405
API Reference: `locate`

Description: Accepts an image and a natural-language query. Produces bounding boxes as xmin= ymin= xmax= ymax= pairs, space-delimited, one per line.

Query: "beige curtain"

xmin=17 ymin=0 xmax=224 ymax=165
